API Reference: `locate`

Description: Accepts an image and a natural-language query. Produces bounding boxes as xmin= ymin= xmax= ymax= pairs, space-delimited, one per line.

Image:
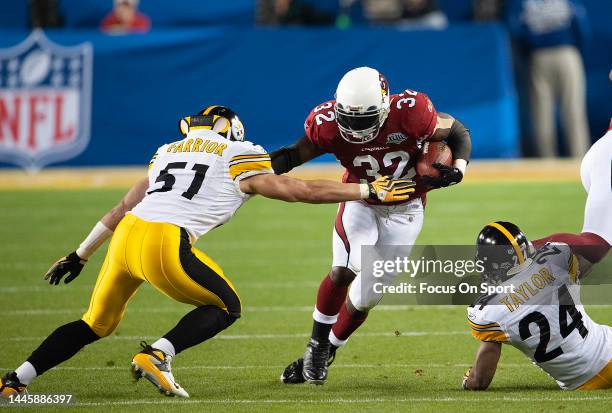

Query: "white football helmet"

xmin=335 ymin=67 xmax=390 ymax=144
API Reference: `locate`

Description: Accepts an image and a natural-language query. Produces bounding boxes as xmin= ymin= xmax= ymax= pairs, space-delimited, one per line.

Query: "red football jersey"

xmin=305 ymin=89 xmax=438 ymax=205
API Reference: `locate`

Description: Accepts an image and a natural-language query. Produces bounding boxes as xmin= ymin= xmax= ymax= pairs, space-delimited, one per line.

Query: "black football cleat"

xmin=280 ymin=358 xmax=306 ymax=384
xmin=281 ymin=346 xmax=338 ymax=385
xmin=0 ymin=372 xmax=27 ymax=400
xmin=302 ymin=338 xmax=331 ymax=385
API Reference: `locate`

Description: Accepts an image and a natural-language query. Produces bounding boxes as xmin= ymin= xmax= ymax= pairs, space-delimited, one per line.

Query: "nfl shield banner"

xmin=0 ymin=30 xmax=92 ymax=170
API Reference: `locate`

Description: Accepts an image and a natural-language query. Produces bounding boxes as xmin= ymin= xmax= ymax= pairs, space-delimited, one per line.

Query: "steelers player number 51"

xmin=147 ymin=162 xmax=209 ymax=200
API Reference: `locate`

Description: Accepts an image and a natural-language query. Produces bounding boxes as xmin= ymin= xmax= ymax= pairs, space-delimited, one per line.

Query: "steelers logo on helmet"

xmin=335 ymin=67 xmax=391 ymax=144
xmin=230 ymin=116 xmax=245 ymax=142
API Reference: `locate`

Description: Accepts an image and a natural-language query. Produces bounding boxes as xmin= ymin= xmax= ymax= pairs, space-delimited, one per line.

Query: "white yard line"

xmin=55 ymin=395 xmax=612 ymax=407
xmin=0 ymin=363 xmax=529 ymax=371
xmin=2 ymin=305 xmax=462 ymax=316
xmin=4 ymin=304 xmax=610 ymax=316
xmin=1 ymin=331 xmax=468 ymax=342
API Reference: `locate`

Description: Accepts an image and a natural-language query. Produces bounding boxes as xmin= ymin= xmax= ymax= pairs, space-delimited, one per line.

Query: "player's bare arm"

xmin=462 ymin=341 xmax=502 ymax=390
xmin=43 ymin=177 xmax=149 ymax=285
xmin=421 ymin=112 xmax=472 ymax=188
xmin=239 ymin=173 xmax=415 ymax=204
xmin=270 ymin=135 xmax=325 ymax=174
xmin=101 ymin=177 xmax=149 ymax=230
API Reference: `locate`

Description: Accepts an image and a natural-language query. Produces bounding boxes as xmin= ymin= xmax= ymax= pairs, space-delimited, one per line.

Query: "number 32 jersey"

xmin=131 ymin=129 xmax=273 ymax=241
xmin=305 ymin=90 xmax=437 ymax=205
xmin=467 ymin=243 xmax=612 ymax=389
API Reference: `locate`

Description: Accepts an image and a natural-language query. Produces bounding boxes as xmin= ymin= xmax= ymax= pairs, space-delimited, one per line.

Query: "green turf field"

xmin=1 ymin=182 xmax=610 ymax=412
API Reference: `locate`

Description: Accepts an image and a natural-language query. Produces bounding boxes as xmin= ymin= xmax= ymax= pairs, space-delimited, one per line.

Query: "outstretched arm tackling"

xmin=462 ymin=341 xmax=502 ymax=390
xmin=239 ymin=174 xmax=415 ymax=204
xmin=44 ymin=177 xmax=149 ymax=285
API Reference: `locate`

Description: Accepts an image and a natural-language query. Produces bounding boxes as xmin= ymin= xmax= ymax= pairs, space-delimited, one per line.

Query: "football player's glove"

xmin=44 ymin=251 xmax=87 ymax=285
xmin=421 ymin=163 xmax=463 ymax=188
xmin=368 ymin=176 xmax=415 ymax=202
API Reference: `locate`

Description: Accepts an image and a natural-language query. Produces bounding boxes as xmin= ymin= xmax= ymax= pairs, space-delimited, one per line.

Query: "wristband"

xmin=454 ymin=159 xmax=467 ymax=175
xmin=76 ymin=221 xmax=113 ymax=259
xmin=359 ymin=183 xmax=370 ymax=200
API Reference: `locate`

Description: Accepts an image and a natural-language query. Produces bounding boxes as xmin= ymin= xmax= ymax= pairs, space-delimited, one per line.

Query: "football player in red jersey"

xmin=271 ymin=67 xmax=473 ymax=384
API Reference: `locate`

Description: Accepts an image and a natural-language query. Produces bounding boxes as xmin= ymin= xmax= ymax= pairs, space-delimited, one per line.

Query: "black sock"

xmin=311 ymin=321 xmax=332 ymax=343
xmin=163 ymin=305 xmax=236 ymax=355
xmin=27 ymin=320 xmax=100 ymax=376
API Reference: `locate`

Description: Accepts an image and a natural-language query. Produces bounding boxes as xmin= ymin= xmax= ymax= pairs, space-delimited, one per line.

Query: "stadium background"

xmin=0 ymin=0 xmax=610 ymax=167
xmin=0 ymin=1 xmax=611 ymax=411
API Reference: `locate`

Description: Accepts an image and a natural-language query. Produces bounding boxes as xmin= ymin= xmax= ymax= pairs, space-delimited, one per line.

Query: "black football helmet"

xmin=476 ymin=221 xmax=535 ymax=285
xmin=178 ymin=105 xmax=245 ymax=142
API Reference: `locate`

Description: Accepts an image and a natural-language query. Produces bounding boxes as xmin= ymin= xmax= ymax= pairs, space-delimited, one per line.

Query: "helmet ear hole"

xmin=179 ymin=117 xmax=190 ymax=136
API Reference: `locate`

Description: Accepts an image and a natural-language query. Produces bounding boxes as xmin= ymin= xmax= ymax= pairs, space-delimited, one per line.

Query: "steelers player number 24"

xmin=519 ymin=285 xmax=589 ymax=363
xmin=147 ymin=162 xmax=209 ymax=200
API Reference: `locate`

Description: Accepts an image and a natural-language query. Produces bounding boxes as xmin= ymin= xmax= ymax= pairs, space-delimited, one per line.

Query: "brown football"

xmin=416 ymin=141 xmax=453 ymax=178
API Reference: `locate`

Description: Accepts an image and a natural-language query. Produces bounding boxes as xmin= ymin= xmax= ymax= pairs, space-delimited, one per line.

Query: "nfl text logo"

xmin=0 ymin=30 xmax=92 ymax=170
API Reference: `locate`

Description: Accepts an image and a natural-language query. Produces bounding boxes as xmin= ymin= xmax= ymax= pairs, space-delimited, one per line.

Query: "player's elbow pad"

xmin=446 ymin=119 xmax=472 ymax=162
xmin=270 ymin=145 xmax=302 ymax=175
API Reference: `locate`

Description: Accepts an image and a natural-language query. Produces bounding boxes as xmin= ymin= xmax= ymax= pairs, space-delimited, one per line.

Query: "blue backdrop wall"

xmin=0 ymin=25 xmax=518 ymax=167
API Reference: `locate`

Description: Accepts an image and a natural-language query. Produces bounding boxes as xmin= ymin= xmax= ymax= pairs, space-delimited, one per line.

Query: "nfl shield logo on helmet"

xmin=0 ymin=30 xmax=92 ymax=170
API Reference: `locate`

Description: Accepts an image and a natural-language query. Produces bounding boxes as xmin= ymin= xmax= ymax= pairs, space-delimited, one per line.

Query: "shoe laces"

xmin=139 ymin=341 xmax=171 ymax=373
xmin=309 ymin=340 xmax=330 ymax=369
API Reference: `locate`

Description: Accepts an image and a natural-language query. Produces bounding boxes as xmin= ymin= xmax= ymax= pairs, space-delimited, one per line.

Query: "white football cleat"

xmin=131 ymin=342 xmax=189 ymax=398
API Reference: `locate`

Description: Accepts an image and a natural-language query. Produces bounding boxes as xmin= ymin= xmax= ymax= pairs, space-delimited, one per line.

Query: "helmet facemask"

xmin=335 ymin=102 xmax=389 ymax=144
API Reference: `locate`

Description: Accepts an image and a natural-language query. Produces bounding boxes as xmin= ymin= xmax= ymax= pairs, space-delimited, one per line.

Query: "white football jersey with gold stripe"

xmin=131 ymin=129 xmax=273 ymax=241
xmin=467 ymin=243 xmax=612 ymax=389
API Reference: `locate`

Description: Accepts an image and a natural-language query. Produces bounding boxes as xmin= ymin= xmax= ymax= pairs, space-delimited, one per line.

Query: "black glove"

xmin=44 ymin=251 xmax=87 ymax=285
xmin=421 ymin=163 xmax=463 ymax=188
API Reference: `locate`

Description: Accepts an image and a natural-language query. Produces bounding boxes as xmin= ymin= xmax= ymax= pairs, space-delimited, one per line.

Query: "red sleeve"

xmin=534 ymin=232 xmax=610 ymax=263
xmin=304 ymin=109 xmax=321 ymax=146
xmin=399 ymin=92 xmax=437 ymax=140
xmin=303 ymin=101 xmax=336 ymax=151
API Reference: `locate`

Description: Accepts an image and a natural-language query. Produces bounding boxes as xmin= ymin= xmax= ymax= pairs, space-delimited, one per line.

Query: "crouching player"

xmin=462 ymin=221 xmax=612 ymax=390
xmin=0 ymin=106 xmax=415 ymax=399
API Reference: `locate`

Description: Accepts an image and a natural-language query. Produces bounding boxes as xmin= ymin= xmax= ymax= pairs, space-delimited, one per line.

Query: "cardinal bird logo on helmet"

xmin=379 ymin=74 xmax=389 ymax=97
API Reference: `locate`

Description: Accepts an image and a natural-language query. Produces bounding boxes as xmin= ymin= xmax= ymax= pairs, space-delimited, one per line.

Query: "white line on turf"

xmin=0 ymin=363 xmax=531 ymax=371
xmin=1 ymin=304 xmax=468 ymax=316
xmin=0 ymin=331 xmax=468 ymax=342
xmin=52 ymin=396 xmax=612 ymax=407
xmin=5 ymin=304 xmax=611 ymax=316
xmin=0 ymin=281 xmax=322 ymax=293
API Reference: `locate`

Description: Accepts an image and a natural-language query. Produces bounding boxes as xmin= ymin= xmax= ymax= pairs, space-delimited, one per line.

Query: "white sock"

xmin=329 ymin=330 xmax=348 ymax=348
xmin=14 ymin=362 xmax=37 ymax=385
xmin=151 ymin=338 xmax=176 ymax=358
